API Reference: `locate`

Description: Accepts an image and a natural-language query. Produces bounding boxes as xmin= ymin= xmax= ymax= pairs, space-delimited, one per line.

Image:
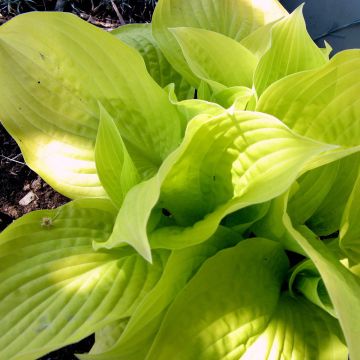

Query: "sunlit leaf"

xmin=95 ymin=110 xmax=331 ymax=259
xmin=171 ymin=27 xmax=258 ymax=88
xmin=81 ymin=227 xmax=239 ymax=360
xmin=152 ymin=0 xmax=287 ymax=85
xmin=257 ymin=50 xmax=360 ymax=147
xmin=254 ymin=5 xmax=327 ymax=95
xmin=0 ymin=199 xmax=167 ymax=360
xmin=147 ymin=238 xmax=346 ymax=359
xmin=0 ymin=12 xmax=182 ymax=198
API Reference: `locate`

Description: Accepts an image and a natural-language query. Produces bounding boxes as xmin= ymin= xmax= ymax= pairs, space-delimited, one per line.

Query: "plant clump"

xmin=0 ymin=0 xmax=360 ymax=359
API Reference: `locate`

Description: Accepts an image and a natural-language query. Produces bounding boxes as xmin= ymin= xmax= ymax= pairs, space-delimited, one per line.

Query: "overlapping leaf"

xmin=95 ymin=110 xmax=331 ymax=260
xmin=307 ymin=154 xmax=360 ymax=236
xmin=112 ymin=23 xmax=194 ymax=100
xmin=254 ymin=190 xmax=360 ymax=360
xmin=0 ymin=199 xmax=167 ymax=360
xmin=257 ymin=50 xmax=360 ymax=147
xmin=284 ymin=221 xmax=360 ymax=360
xmin=289 ymin=259 xmax=335 ymax=316
xmin=254 ymin=5 xmax=327 ymax=95
xmin=152 ymin=0 xmax=287 ymax=85
xmin=340 ymin=167 xmax=360 ymax=265
xmin=147 ymin=238 xmax=346 ymax=359
xmin=95 ymin=106 xmax=140 ymax=208
xmin=80 ymin=227 xmax=239 ymax=360
xmin=171 ymin=27 xmax=258 ymax=88
xmin=0 ymin=12 xmax=182 ymax=198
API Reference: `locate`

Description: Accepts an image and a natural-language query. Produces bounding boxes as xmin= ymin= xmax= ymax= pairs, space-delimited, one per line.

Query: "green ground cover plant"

xmin=0 ymin=0 xmax=360 ymax=359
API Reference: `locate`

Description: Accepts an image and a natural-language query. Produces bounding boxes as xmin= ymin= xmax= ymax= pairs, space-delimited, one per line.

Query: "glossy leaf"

xmin=96 ymin=110 xmax=331 ymax=260
xmin=241 ymin=293 xmax=346 ymax=360
xmin=147 ymin=238 xmax=346 ymax=359
xmin=0 ymin=12 xmax=182 ymax=198
xmin=82 ymin=227 xmax=239 ymax=360
xmin=152 ymin=0 xmax=287 ymax=85
xmin=0 ymin=199 xmax=167 ymax=360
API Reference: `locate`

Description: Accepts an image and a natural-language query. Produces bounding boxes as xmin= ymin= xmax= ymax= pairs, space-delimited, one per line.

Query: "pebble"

xmin=19 ymin=191 xmax=36 ymax=206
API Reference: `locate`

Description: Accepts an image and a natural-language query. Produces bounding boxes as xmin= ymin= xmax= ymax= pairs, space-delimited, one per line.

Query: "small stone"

xmin=31 ymin=177 xmax=42 ymax=191
xmin=19 ymin=191 xmax=36 ymax=206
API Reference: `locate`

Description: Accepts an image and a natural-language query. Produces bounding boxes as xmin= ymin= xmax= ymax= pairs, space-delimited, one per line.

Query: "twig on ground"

xmin=0 ymin=154 xmax=25 ymax=165
xmin=110 ymin=0 xmax=125 ymax=25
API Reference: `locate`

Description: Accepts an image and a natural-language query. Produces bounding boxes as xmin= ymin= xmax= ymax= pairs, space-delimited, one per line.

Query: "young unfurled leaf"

xmin=147 ymin=238 xmax=346 ymax=359
xmin=284 ymin=222 xmax=360 ymax=360
xmin=254 ymin=190 xmax=360 ymax=360
xmin=0 ymin=199 xmax=167 ymax=360
xmin=289 ymin=259 xmax=335 ymax=317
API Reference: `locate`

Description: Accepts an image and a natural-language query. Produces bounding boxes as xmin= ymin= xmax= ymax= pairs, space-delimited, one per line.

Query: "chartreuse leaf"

xmin=80 ymin=227 xmax=240 ymax=360
xmin=254 ymin=5 xmax=327 ymax=96
xmin=340 ymin=167 xmax=360 ymax=265
xmin=170 ymin=27 xmax=258 ymax=88
xmin=174 ymin=99 xmax=224 ymax=121
xmin=254 ymin=190 xmax=360 ymax=359
xmin=88 ymin=318 xmax=129 ymax=356
xmin=257 ymin=50 xmax=360 ymax=147
xmin=289 ymin=259 xmax=335 ymax=317
xmin=0 ymin=199 xmax=168 ymax=360
xmin=241 ymin=294 xmax=346 ymax=360
xmin=95 ymin=105 xmax=140 ymax=208
xmin=146 ymin=238 xmax=346 ymax=359
xmin=210 ymin=86 xmax=256 ymax=110
xmin=284 ymin=222 xmax=360 ymax=360
xmin=240 ymin=21 xmax=277 ymax=58
xmin=95 ymin=110 xmax=331 ymax=260
xmin=0 ymin=12 xmax=182 ymax=199
xmin=222 ymin=202 xmax=270 ymax=234
xmin=307 ymin=153 xmax=360 ymax=236
xmin=112 ymin=23 xmax=194 ymax=101
xmin=152 ymin=0 xmax=287 ymax=85
xmin=288 ymin=161 xmax=339 ymax=225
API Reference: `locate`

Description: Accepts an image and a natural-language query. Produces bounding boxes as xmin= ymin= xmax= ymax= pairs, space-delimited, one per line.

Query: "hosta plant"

xmin=1 ymin=0 xmax=360 ymax=359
